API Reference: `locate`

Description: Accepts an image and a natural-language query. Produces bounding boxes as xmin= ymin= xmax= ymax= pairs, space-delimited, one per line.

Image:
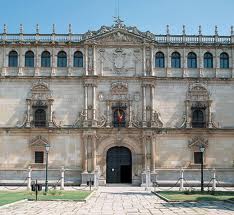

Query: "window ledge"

xmin=189 ymin=163 xmax=207 ymax=168
xmin=30 ymin=163 xmax=46 ymax=168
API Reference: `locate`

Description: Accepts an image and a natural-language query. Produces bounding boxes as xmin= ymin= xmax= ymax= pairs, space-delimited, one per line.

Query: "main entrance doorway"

xmin=106 ymin=146 xmax=132 ymax=183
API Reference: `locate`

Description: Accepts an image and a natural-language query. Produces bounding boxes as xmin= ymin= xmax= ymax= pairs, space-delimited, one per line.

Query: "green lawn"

xmin=0 ymin=190 xmax=91 ymax=206
xmin=156 ymin=191 xmax=234 ymax=201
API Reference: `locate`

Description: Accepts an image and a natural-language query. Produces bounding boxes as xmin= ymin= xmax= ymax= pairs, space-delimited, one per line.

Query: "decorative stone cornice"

xmin=30 ymin=135 xmax=49 ymax=147
xmin=188 ymin=136 xmax=208 ymax=148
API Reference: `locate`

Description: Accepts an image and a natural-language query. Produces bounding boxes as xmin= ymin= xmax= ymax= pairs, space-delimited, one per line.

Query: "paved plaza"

xmin=0 ymin=186 xmax=233 ymax=215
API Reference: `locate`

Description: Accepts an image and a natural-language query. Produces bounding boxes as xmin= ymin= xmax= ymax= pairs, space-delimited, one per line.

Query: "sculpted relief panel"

xmin=97 ymin=48 xmax=143 ymax=76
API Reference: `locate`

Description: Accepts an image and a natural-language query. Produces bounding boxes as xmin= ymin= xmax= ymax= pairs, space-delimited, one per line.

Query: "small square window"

xmin=35 ymin=151 xmax=44 ymax=163
xmin=194 ymin=152 xmax=202 ymax=164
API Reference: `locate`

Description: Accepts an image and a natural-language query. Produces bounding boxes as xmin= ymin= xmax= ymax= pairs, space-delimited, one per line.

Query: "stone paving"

xmin=0 ymin=186 xmax=233 ymax=215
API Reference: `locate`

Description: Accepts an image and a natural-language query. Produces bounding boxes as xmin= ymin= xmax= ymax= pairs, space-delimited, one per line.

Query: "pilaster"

xmin=142 ymin=84 xmax=147 ymax=127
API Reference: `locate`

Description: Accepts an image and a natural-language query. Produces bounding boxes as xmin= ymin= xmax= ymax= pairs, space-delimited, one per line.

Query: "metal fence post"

xmin=212 ymin=168 xmax=216 ymax=191
xmin=179 ymin=168 xmax=184 ymax=191
xmin=27 ymin=166 xmax=32 ymax=191
xmin=60 ymin=166 xmax=64 ymax=190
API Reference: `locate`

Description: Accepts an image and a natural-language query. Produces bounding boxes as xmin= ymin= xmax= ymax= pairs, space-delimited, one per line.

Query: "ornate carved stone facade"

xmin=0 ymin=21 xmax=234 ymax=185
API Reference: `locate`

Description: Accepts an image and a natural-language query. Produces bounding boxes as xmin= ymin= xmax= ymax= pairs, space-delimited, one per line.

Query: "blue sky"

xmin=0 ymin=0 xmax=234 ymax=35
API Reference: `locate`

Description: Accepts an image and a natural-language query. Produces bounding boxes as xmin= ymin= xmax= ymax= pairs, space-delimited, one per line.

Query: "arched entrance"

xmin=106 ymin=146 xmax=132 ymax=183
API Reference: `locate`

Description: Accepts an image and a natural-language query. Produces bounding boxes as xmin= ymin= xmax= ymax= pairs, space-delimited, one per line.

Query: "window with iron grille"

xmin=34 ymin=109 xmax=46 ymax=127
xmin=35 ymin=151 xmax=44 ymax=163
xmin=25 ymin=51 xmax=34 ymax=67
xmin=9 ymin=50 xmax=18 ymax=67
xmin=194 ymin=152 xmax=202 ymax=164
xmin=57 ymin=51 xmax=67 ymax=67
xmin=41 ymin=51 xmax=51 ymax=67
xmin=192 ymin=109 xmax=205 ymax=128
xmin=187 ymin=52 xmax=197 ymax=68
xmin=171 ymin=52 xmax=181 ymax=68
xmin=155 ymin=52 xmax=165 ymax=68
xmin=204 ymin=52 xmax=213 ymax=68
xmin=220 ymin=52 xmax=229 ymax=69
xmin=74 ymin=51 xmax=83 ymax=67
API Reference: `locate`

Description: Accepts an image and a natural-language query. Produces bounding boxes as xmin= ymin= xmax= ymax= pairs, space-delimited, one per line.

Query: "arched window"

xmin=204 ymin=52 xmax=213 ymax=68
xmin=8 ymin=50 xmax=18 ymax=67
xmin=192 ymin=109 xmax=205 ymax=128
xmin=57 ymin=51 xmax=67 ymax=67
xmin=113 ymin=108 xmax=126 ymax=128
xmin=25 ymin=51 xmax=34 ymax=67
xmin=220 ymin=52 xmax=229 ymax=69
xmin=187 ymin=52 xmax=197 ymax=68
xmin=41 ymin=51 xmax=51 ymax=67
xmin=34 ymin=109 xmax=46 ymax=127
xmin=155 ymin=52 xmax=165 ymax=68
xmin=171 ymin=52 xmax=181 ymax=68
xmin=73 ymin=51 xmax=83 ymax=67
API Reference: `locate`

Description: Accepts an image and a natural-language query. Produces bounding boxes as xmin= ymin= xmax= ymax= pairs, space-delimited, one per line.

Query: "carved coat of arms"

xmin=113 ymin=48 xmax=126 ymax=73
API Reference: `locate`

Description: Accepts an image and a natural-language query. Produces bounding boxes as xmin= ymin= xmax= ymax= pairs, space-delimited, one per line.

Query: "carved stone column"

xmin=106 ymin=101 xmax=111 ymax=127
xmin=83 ymin=84 xmax=88 ymax=127
xmin=92 ymin=84 xmax=97 ymax=127
xmin=92 ymin=136 xmax=97 ymax=172
xmin=68 ymin=46 xmax=72 ymax=75
xmin=128 ymin=101 xmax=133 ymax=128
xmin=93 ymin=45 xmax=96 ymax=75
xmin=142 ymin=84 xmax=147 ymax=127
xmin=35 ymin=46 xmax=40 ymax=76
xmin=151 ymin=136 xmax=156 ymax=172
xmin=199 ymin=47 xmax=202 ymax=77
xmin=182 ymin=47 xmax=186 ymax=77
xmin=142 ymin=136 xmax=147 ymax=171
xmin=51 ymin=46 xmax=56 ymax=75
xmin=232 ymin=46 xmax=234 ymax=78
xmin=143 ymin=45 xmax=146 ymax=76
xmin=208 ymin=100 xmax=212 ymax=128
xmin=85 ymin=45 xmax=88 ymax=75
xmin=214 ymin=48 xmax=218 ymax=77
xmin=83 ymin=136 xmax=88 ymax=173
xmin=48 ymin=98 xmax=54 ymax=128
xmin=185 ymin=100 xmax=191 ymax=128
xmin=26 ymin=99 xmax=31 ymax=128
xmin=150 ymin=44 xmax=154 ymax=76
xmin=1 ymin=45 xmax=7 ymax=76
xmin=18 ymin=46 xmax=23 ymax=75
xmin=150 ymin=84 xmax=155 ymax=127
xmin=166 ymin=46 xmax=170 ymax=76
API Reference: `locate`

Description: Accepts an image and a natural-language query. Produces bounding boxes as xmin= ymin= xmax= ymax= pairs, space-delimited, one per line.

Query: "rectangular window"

xmin=35 ymin=151 xmax=44 ymax=163
xmin=194 ymin=152 xmax=202 ymax=164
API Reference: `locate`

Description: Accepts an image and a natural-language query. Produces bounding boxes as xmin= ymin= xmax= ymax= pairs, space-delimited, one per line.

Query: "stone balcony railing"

xmin=0 ymin=33 xmax=233 ymax=44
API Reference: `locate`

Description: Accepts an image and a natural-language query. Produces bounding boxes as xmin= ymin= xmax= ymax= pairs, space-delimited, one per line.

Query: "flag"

xmin=117 ymin=109 xmax=123 ymax=123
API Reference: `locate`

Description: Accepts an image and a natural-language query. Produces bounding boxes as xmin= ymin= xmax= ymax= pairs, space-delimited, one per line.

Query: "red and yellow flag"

xmin=117 ymin=109 xmax=123 ymax=123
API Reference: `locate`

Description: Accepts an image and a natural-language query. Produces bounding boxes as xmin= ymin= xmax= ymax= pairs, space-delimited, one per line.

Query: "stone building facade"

xmin=0 ymin=21 xmax=234 ymax=185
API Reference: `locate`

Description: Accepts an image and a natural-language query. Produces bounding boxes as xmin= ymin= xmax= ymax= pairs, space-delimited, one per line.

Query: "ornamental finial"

xmin=198 ymin=25 xmax=202 ymax=35
xmin=20 ymin=24 xmax=23 ymax=34
xmin=3 ymin=24 xmax=7 ymax=34
xmin=231 ymin=26 xmax=234 ymax=36
xmin=182 ymin=25 xmax=186 ymax=35
xmin=166 ymin=25 xmax=170 ymax=35
xmin=215 ymin=25 xmax=218 ymax=35
xmin=113 ymin=16 xmax=124 ymax=28
xmin=36 ymin=24 xmax=39 ymax=34
xmin=52 ymin=24 xmax=55 ymax=34
xmin=68 ymin=24 xmax=72 ymax=34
